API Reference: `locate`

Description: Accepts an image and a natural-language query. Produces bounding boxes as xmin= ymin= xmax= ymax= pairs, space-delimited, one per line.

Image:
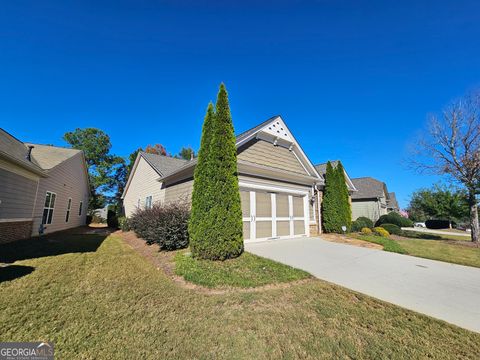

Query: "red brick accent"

xmin=0 ymin=221 xmax=33 ymax=244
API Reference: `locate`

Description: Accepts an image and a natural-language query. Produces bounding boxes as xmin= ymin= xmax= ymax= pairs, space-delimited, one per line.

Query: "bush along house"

xmin=0 ymin=128 xmax=89 ymax=243
xmin=123 ymin=116 xmax=358 ymax=242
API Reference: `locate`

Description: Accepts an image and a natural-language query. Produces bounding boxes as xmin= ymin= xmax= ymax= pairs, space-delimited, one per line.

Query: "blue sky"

xmin=1 ymin=1 xmax=479 ymax=208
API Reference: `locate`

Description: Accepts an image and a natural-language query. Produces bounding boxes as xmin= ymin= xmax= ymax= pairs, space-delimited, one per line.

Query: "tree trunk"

xmin=469 ymin=192 xmax=479 ymax=243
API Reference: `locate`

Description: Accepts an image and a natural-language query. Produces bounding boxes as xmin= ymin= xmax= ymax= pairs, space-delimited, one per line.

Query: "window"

xmin=78 ymin=201 xmax=83 ymax=216
xmin=65 ymin=198 xmax=72 ymax=222
xmin=42 ymin=191 xmax=56 ymax=225
xmin=145 ymin=196 xmax=153 ymax=209
xmin=137 ymin=199 xmax=141 ymax=208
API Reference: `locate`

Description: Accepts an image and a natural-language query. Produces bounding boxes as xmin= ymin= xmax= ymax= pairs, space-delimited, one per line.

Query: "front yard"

xmin=1 ymin=231 xmax=479 ymax=359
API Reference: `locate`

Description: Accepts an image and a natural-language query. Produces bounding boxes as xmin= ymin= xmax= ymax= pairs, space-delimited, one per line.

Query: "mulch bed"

xmin=117 ymin=230 xmax=313 ymax=295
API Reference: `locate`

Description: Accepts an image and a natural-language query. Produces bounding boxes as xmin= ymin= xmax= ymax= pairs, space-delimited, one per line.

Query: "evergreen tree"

xmin=189 ymin=83 xmax=243 ymax=260
xmin=322 ymin=162 xmax=340 ymax=232
xmin=336 ymin=162 xmax=352 ymax=231
xmin=189 ymin=103 xmax=215 ymax=256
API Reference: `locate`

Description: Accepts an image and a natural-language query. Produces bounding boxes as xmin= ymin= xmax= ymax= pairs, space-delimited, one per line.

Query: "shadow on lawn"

xmin=0 ymin=228 xmax=109 ymax=264
xmin=0 ymin=265 xmax=35 ymax=283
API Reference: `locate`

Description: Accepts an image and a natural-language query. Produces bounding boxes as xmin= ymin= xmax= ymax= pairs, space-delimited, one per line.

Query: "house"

xmin=0 ymin=128 xmax=90 ymax=243
xmin=350 ymin=177 xmax=398 ymax=222
xmin=314 ymin=160 xmax=357 ymax=196
xmin=122 ymin=116 xmax=325 ymax=241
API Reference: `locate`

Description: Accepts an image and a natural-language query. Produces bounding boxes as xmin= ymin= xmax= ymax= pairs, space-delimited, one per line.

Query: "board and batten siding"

xmin=0 ymin=166 xmax=38 ymax=219
xmin=238 ymin=139 xmax=308 ymax=175
xmin=123 ymin=156 xmax=166 ymax=217
xmin=31 ymin=152 xmax=89 ymax=236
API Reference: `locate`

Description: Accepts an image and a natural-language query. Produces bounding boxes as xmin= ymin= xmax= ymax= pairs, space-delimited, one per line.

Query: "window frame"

xmin=65 ymin=197 xmax=72 ymax=223
xmin=42 ymin=191 xmax=57 ymax=225
xmin=145 ymin=195 xmax=153 ymax=209
xmin=78 ymin=201 xmax=83 ymax=216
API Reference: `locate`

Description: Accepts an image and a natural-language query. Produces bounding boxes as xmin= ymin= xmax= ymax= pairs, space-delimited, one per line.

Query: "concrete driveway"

xmin=246 ymin=236 xmax=480 ymax=333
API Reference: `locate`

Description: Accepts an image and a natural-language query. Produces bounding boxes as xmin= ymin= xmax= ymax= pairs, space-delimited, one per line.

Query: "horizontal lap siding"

xmin=31 ymin=153 xmax=89 ymax=236
xmin=0 ymin=167 xmax=38 ymax=219
xmin=123 ymin=157 xmax=165 ymax=217
xmin=352 ymin=200 xmax=381 ymax=222
xmin=238 ymin=140 xmax=307 ymax=175
xmin=164 ymin=180 xmax=193 ymax=206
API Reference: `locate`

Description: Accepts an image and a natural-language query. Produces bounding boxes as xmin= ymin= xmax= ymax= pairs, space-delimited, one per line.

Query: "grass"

xmin=1 ymin=233 xmax=480 ymax=359
xmin=356 ymin=235 xmax=407 ymax=254
xmin=395 ymin=238 xmax=480 ymax=268
xmin=174 ymin=251 xmax=310 ymax=288
xmin=402 ymin=229 xmax=472 ymax=242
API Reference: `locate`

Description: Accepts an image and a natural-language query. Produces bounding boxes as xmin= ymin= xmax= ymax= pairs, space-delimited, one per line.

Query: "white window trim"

xmin=145 ymin=195 xmax=153 ymax=209
xmin=42 ymin=191 xmax=57 ymax=225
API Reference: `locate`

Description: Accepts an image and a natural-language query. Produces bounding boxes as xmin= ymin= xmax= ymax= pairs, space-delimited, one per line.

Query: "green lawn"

xmin=402 ymin=229 xmax=472 ymax=242
xmin=1 ymin=233 xmax=479 ymax=359
xmin=395 ymin=238 xmax=480 ymax=268
xmin=356 ymin=235 xmax=407 ymax=254
xmin=175 ymin=251 xmax=310 ymax=288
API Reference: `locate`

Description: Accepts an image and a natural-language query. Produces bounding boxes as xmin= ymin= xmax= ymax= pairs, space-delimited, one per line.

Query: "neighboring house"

xmin=122 ymin=116 xmax=325 ymax=242
xmin=314 ymin=160 xmax=357 ymax=196
xmin=0 ymin=129 xmax=90 ymax=243
xmin=350 ymin=177 xmax=398 ymax=222
xmin=93 ymin=205 xmax=109 ymax=220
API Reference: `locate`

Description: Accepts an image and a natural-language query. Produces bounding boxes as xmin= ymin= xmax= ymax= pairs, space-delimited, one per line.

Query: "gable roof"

xmin=160 ymin=115 xmax=323 ymax=183
xmin=387 ymin=192 xmax=399 ymax=210
xmin=314 ymin=160 xmax=357 ymax=192
xmin=121 ymin=152 xmax=189 ymax=198
xmin=351 ymin=177 xmax=388 ymax=200
xmin=25 ymin=143 xmax=82 ymax=170
xmin=141 ymin=152 xmax=188 ymax=176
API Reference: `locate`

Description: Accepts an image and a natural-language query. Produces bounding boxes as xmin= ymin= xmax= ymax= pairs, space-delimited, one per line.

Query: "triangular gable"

xmin=236 ymin=116 xmax=323 ymax=180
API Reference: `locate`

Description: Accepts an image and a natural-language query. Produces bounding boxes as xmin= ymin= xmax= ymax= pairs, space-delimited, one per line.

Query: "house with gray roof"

xmin=122 ymin=115 xmax=325 ymax=240
xmin=0 ymin=128 xmax=90 ymax=243
xmin=314 ymin=160 xmax=357 ymax=193
xmin=350 ymin=177 xmax=399 ymax=222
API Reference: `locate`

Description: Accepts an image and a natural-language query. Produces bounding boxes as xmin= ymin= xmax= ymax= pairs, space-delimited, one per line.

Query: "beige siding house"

xmin=0 ymin=129 xmax=89 ymax=243
xmin=351 ymin=177 xmax=399 ymax=222
xmin=122 ymin=116 xmax=325 ymax=242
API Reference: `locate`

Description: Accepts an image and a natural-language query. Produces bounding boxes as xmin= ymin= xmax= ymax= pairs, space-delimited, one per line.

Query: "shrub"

xmin=118 ymin=217 xmax=130 ymax=231
xmin=189 ymin=84 xmax=244 ymax=260
xmin=373 ymin=227 xmax=390 ymax=237
xmin=352 ymin=216 xmax=374 ymax=232
xmin=130 ymin=202 xmax=190 ymax=251
xmin=107 ymin=210 xmax=119 ymax=229
xmin=86 ymin=215 xmax=92 ymax=225
xmin=361 ymin=227 xmax=372 ymax=235
xmin=375 ymin=212 xmax=413 ymax=228
xmin=380 ymin=223 xmax=402 ymax=235
xmin=425 ymin=219 xmax=454 ymax=229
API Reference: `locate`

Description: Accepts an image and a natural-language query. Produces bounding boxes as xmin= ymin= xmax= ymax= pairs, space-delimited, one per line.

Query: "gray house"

xmin=351 ymin=177 xmax=399 ymax=222
xmin=123 ymin=116 xmax=325 ymax=242
xmin=0 ymin=129 xmax=90 ymax=243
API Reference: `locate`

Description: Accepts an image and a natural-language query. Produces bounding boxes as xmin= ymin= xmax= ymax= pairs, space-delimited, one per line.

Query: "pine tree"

xmin=189 ymin=103 xmax=215 ymax=256
xmin=190 ymin=84 xmax=244 ymax=260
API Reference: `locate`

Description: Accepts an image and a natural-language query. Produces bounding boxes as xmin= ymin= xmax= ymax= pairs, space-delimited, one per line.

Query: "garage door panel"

xmin=256 ymin=192 xmax=271 ymax=217
xmin=276 ymin=194 xmax=289 ymax=217
xmin=256 ymin=221 xmax=272 ymax=238
xmin=294 ymin=220 xmax=305 ymax=235
xmin=277 ymin=220 xmax=290 ymax=237
xmin=243 ymin=222 xmax=250 ymax=240
xmin=292 ymin=196 xmax=304 ymax=217
xmin=240 ymin=190 xmax=250 ymax=218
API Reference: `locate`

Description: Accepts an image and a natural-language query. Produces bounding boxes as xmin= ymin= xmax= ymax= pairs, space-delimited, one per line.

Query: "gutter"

xmin=0 ymin=151 xmax=47 ymax=177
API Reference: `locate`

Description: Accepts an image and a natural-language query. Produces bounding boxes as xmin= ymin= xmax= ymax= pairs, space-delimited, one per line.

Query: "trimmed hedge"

xmin=118 ymin=217 xmax=130 ymax=231
xmin=130 ymin=202 xmax=190 ymax=251
xmin=352 ymin=216 xmax=374 ymax=232
xmin=375 ymin=212 xmax=413 ymax=228
xmin=380 ymin=223 xmax=402 ymax=235
xmin=425 ymin=219 xmax=454 ymax=229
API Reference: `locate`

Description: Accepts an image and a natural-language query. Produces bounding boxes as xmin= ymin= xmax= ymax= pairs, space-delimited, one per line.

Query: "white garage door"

xmin=240 ymin=189 xmax=307 ymax=242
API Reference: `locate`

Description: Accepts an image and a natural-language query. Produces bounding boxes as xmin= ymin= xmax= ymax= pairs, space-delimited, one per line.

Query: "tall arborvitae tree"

xmin=190 ymin=84 xmax=243 ymax=260
xmin=336 ymin=162 xmax=352 ymax=231
xmin=322 ymin=161 xmax=340 ymax=232
xmin=189 ymin=103 xmax=215 ymax=256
